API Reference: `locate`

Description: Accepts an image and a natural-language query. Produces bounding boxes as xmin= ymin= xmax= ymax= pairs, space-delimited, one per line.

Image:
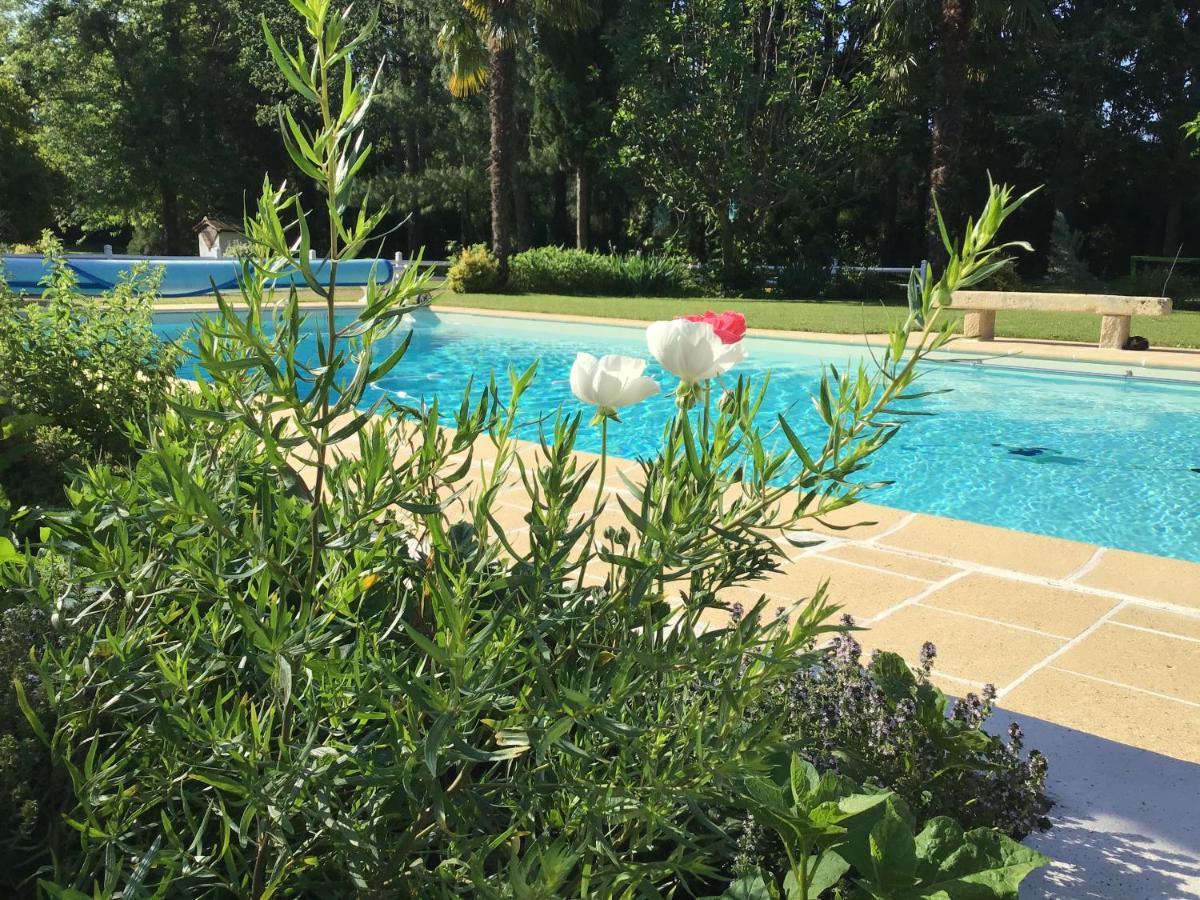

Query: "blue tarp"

xmin=0 ymin=255 xmax=395 ymax=297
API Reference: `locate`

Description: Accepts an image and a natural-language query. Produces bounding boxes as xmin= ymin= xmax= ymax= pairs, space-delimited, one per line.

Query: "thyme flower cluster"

xmin=768 ymin=616 xmax=1051 ymax=838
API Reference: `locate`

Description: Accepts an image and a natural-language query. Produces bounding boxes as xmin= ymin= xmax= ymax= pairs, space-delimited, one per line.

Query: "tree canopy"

xmin=0 ymin=0 xmax=1197 ymax=278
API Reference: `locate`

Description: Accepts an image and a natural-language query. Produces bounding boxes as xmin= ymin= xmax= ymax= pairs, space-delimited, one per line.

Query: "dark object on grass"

xmin=1124 ymin=335 xmax=1150 ymax=351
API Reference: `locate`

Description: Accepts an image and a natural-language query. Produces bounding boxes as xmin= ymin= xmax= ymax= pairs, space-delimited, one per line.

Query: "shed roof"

xmin=192 ymin=216 xmax=243 ymax=235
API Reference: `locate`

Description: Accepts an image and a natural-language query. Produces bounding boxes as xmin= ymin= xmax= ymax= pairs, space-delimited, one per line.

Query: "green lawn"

xmin=440 ymin=292 xmax=1200 ymax=349
xmin=154 ymin=288 xmax=1200 ymax=349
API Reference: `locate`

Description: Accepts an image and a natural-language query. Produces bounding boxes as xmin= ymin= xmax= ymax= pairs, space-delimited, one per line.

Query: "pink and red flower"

xmin=678 ymin=310 xmax=746 ymax=345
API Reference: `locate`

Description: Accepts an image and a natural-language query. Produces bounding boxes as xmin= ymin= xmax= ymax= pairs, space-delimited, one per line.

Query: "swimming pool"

xmin=155 ymin=307 xmax=1200 ymax=563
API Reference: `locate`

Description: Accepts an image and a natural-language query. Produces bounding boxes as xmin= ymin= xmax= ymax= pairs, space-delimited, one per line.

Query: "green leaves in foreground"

xmin=720 ymin=755 xmax=1047 ymax=900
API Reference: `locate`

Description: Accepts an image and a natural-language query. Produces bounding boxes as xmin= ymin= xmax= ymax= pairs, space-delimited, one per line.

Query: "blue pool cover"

xmin=0 ymin=254 xmax=395 ymax=297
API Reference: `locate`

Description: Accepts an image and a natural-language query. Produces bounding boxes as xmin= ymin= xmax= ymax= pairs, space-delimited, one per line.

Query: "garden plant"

xmin=3 ymin=1 xmax=1051 ymax=897
xmin=0 ymin=237 xmax=178 ymax=508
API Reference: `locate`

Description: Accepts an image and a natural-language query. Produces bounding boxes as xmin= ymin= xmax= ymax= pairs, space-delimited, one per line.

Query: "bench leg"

xmin=1100 ymin=314 xmax=1131 ymax=349
xmin=963 ymin=310 xmax=996 ymax=341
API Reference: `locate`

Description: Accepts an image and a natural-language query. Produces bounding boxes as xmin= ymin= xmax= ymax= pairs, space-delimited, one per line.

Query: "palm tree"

xmin=868 ymin=0 xmax=1044 ymax=265
xmin=439 ymin=0 xmax=592 ymax=281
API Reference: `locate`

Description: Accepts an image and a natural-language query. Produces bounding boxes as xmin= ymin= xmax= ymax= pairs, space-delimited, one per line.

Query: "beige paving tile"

xmin=746 ymin=556 xmax=929 ymax=620
xmin=1002 ymin=667 xmax=1200 ymax=764
xmin=1075 ymin=549 xmax=1200 ymax=609
xmin=925 ymin=671 xmax=994 ymax=698
xmin=798 ymin=501 xmax=913 ymax=540
xmin=1111 ymin=605 xmax=1200 ymax=642
xmin=486 ymin=502 xmax=532 ymax=534
xmin=920 ymin=573 xmax=1117 ymax=639
xmin=879 ymin=515 xmax=1096 ymax=580
xmin=820 ymin=543 xmax=965 ymax=582
xmin=856 ymin=605 xmax=1064 ymax=687
xmin=1052 ymin=624 xmax=1200 ymax=705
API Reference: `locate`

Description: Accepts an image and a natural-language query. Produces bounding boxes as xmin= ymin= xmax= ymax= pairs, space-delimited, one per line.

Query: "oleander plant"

xmin=1 ymin=1 xmax=1050 ymax=897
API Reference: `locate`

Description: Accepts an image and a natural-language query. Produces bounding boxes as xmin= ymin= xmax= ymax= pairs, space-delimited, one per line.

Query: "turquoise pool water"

xmin=155 ymin=308 xmax=1200 ymax=563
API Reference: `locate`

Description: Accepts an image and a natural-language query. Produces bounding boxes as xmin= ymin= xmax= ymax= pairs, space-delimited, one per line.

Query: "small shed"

xmin=193 ymin=216 xmax=246 ymax=258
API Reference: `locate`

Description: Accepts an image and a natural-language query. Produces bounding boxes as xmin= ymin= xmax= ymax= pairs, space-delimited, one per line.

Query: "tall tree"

xmin=437 ymin=0 xmax=591 ymax=280
xmin=868 ymin=0 xmax=1044 ymax=265
xmin=6 ymin=0 xmax=274 ymax=252
xmin=613 ymin=0 xmax=876 ymax=268
xmin=533 ymin=0 xmax=623 ymax=250
xmin=0 ymin=73 xmax=57 ymax=242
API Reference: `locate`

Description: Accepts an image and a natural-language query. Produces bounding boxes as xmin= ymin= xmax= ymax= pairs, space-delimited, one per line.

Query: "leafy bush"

xmin=775 ymin=261 xmax=833 ymax=299
xmin=509 ymin=245 xmax=698 ymax=296
xmin=727 ymin=753 xmax=1048 ymax=899
xmin=0 ymin=543 xmax=70 ymax=895
xmin=978 ymin=260 xmax=1024 ymax=292
xmin=755 ymin=623 xmax=1050 ymax=840
xmin=695 ymin=260 xmax=766 ymax=297
xmin=1115 ymin=268 xmax=1200 ymax=311
xmin=0 ymin=238 xmax=178 ymax=506
xmin=6 ymin=4 xmax=1048 ymax=895
xmin=446 ymin=242 xmax=501 ymax=293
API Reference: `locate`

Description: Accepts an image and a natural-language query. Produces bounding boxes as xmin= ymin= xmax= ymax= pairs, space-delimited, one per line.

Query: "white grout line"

xmin=1105 ymin=619 xmax=1200 ymax=646
xmin=867 ymin=570 xmax=973 ymax=624
xmin=1064 ymin=547 xmax=1108 ymax=583
xmin=790 ymin=548 xmax=937 ymax=585
xmin=833 ymin=537 xmax=1200 ymax=618
xmin=1043 ymin=665 xmax=1200 ymax=709
xmin=866 ymin=512 xmax=918 ymax=543
xmin=926 ymin=669 xmax=987 ymax=689
xmin=997 ymin=601 xmax=1128 ymax=699
xmin=913 ymin=603 xmax=1073 ymax=641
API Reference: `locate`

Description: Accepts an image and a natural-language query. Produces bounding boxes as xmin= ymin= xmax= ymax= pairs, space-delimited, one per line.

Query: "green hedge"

xmin=509 ymin=246 xmax=698 ymax=296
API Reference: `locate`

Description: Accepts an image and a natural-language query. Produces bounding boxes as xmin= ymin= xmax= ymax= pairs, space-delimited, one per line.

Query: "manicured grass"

xmin=441 ymin=292 xmax=1200 ymax=349
xmin=153 ymin=288 xmax=1200 ymax=349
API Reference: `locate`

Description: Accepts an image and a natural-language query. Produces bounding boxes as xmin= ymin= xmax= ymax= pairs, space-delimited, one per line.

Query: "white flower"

xmin=646 ymin=318 xmax=746 ymax=384
xmin=570 ymin=352 xmax=660 ymax=418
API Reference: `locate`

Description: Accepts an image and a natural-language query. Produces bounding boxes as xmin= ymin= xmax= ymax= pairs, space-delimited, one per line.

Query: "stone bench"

xmin=949 ymin=291 xmax=1172 ymax=349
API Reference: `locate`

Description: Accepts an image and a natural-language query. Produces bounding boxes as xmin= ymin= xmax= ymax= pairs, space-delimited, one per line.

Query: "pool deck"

xmin=478 ymin=440 xmax=1200 ymax=766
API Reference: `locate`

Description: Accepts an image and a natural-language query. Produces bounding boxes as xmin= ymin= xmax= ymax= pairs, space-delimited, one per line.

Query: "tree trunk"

xmin=488 ymin=39 xmax=517 ymax=281
xmin=404 ymin=123 xmax=423 ymax=254
xmin=161 ymin=179 xmax=182 ymax=255
xmin=575 ymin=163 xmax=590 ymax=250
xmin=1162 ymin=129 xmax=1188 ymax=257
xmin=550 ymin=170 xmax=569 ymax=245
xmin=514 ymin=173 xmax=533 ymax=252
xmin=719 ymin=210 xmax=737 ymax=269
xmin=926 ymin=0 xmax=973 ymax=268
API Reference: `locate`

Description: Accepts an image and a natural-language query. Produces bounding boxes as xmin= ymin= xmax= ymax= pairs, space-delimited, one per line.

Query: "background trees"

xmin=0 ymin=0 xmax=1197 ymax=280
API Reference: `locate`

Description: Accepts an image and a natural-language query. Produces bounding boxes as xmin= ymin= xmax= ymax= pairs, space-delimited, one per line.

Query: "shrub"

xmin=0 ymin=547 xmax=69 ymax=895
xmin=978 ymin=260 xmax=1024 ymax=292
xmin=775 ymin=261 xmax=833 ymax=299
xmin=0 ymin=238 xmax=178 ymax=506
xmin=1115 ymin=268 xmax=1200 ymax=311
xmin=446 ymin=242 xmax=501 ymax=293
xmin=756 ymin=622 xmax=1050 ymax=839
xmin=509 ymin=246 xmax=698 ymax=296
xmin=700 ymin=260 xmax=766 ymax=297
xmin=7 ymin=4 xmax=1047 ymax=895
